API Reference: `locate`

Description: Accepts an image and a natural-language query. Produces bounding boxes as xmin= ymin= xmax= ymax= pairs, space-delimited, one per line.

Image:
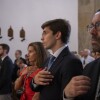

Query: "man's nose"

xmin=27 ymin=53 xmax=29 ymax=57
xmin=90 ymin=27 xmax=98 ymax=35
xmin=41 ymin=36 xmax=44 ymax=41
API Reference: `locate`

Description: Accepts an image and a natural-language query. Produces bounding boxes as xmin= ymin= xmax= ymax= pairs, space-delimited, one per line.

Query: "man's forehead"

xmin=92 ymin=12 xmax=100 ymax=23
xmin=95 ymin=11 xmax=100 ymax=15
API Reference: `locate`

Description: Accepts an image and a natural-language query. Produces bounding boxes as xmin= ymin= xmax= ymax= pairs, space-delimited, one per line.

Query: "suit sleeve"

xmin=30 ymin=78 xmax=42 ymax=92
xmin=61 ymin=58 xmax=83 ymax=96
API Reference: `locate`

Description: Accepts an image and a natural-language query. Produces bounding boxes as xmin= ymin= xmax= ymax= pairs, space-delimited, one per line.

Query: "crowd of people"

xmin=0 ymin=9 xmax=100 ymax=100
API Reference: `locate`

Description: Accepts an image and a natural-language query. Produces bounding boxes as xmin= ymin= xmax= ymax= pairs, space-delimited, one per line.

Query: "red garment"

xmin=20 ymin=67 xmax=26 ymax=76
xmin=20 ymin=68 xmax=41 ymax=100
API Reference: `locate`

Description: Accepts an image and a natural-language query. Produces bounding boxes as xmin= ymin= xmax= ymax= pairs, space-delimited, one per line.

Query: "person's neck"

xmin=84 ymin=55 xmax=88 ymax=59
xmin=1 ymin=54 xmax=7 ymax=58
xmin=51 ymin=43 xmax=65 ymax=54
xmin=28 ymin=64 xmax=38 ymax=72
xmin=30 ymin=61 xmax=36 ymax=66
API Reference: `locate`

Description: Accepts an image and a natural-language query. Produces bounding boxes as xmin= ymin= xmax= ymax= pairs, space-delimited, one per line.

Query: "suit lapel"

xmin=49 ymin=47 xmax=70 ymax=75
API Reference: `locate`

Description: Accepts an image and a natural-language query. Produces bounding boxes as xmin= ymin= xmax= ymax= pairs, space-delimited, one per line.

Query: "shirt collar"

xmin=1 ymin=55 xmax=7 ymax=61
xmin=50 ymin=45 xmax=67 ymax=58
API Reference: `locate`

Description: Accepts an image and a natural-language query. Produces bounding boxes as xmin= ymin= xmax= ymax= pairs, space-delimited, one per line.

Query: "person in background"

xmin=95 ymin=51 xmax=100 ymax=59
xmin=13 ymin=58 xmax=28 ymax=99
xmin=79 ymin=50 xmax=85 ymax=62
xmin=14 ymin=42 xmax=48 ymax=100
xmin=71 ymin=51 xmax=80 ymax=58
xmin=91 ymin=51 xmax=96 ymax=59
xmin=30 ymin=19 xmax=83 ymax=100
xmin=81 ymin=49 xmax=95 ymax=68
xmin=0 ymin=43 xmax=13 ymax=100
xmin=25 ymin=54 xmax=30 ymax=66
xmin=64 ymin=9 xmax=100 ymax=100
xmin=12 ymin=50 xmax=26 ymax=82
xmin=79 ymin=50 xmax=84 ymax=58
xmin=16 ymin=58 xmax=27 ymax=77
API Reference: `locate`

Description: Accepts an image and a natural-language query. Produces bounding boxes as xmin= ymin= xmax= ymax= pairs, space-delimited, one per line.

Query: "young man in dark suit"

xmin=64 ymin=9 xmax=100 ymax=100
xmin=0 ymin=43 xmax=13 ymax=100
xmin=30 ymin=19 xmax=83 ymax=100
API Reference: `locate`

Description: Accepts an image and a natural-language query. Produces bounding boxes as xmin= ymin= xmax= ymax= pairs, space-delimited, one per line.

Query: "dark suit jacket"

xmin=31 ymin=47 xmax=83 ymax=100
xmin=0 ymin=56 xmax=13 ymax=94
xmin=79 ymin=58 xmax=100 ymax=100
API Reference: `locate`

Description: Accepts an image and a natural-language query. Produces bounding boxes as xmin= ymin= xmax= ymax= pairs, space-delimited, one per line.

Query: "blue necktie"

xmin=47 ymin=55 xmax=56 ymax=70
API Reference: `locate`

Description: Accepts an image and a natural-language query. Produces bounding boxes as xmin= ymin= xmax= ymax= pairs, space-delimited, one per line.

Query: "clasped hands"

xmin=34 ymin=69 xmax=91 ymax=98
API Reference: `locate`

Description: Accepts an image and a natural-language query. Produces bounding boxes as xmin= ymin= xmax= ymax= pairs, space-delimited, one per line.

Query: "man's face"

xmin=84 ymin=50 xmax=88 ymax=57
xmin=80 ymin=51 xmax=84 ymax=57
xmin=41 ymin=26 xmax=56 ymax=50
xmin=0 ymin=46 xmax=4 ymax=57
xmin=89 ymin=12 xmax=100 ymax=52
xmin=15 ymin=51 xmax=21 ymax=59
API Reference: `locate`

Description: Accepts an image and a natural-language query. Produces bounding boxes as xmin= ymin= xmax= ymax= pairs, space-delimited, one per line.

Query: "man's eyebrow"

xmin=95 ymin=12 xmax=100 ymax=15
xmin=43 ymin=30 xmax=47 ymax=33
xmin=94 ymin=21 xmax=100 ymax=25
xmin=90 ymin=21 xmax=100 ymax=25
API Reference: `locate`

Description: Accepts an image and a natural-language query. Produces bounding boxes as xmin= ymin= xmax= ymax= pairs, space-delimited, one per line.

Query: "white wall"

xmin=0 ymin=0 xmax=78 ymax=62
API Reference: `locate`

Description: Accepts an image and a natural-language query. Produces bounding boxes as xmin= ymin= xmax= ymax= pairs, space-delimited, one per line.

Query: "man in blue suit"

xmin=30 ymin=19 xmax=83 ymax=100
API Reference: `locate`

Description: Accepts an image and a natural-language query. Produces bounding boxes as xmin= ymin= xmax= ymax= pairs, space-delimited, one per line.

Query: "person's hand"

xmin=64 ymin=75 xmax=91 ymax=98
xmin=32 ymin=92 xmax=40 ymax=100
xmin=21 ymin=68 xmax=28 ymax=76
xmin=21 ymin=66 xmax=35 ymax=76
xmin=34 ymin=68 xmax=54 ymax=85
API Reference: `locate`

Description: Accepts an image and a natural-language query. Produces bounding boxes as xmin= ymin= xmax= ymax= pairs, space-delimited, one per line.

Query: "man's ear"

xmin=55 ymin=31 xmax=61 ymax=40
xmin=4 ymin=50 xmax=7 ymax=54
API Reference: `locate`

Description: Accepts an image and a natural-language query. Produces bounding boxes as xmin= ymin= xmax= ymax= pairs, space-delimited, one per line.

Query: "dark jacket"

xmin=80 ymin=58 xmax=100 ymax=100
xmin=30 ymin=47 xmax=83 ymax=100
xmin=0 ymin=56 xmax=13 ymax=94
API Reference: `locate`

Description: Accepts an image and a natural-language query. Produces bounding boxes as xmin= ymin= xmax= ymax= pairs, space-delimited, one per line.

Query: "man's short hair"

xmin=16 ymin=50 xmax=22 ymax=55
xmin=0 ymin=43 xmax=10 ymax=54
xmin=41 ymin=19 xmax=71 ymax=43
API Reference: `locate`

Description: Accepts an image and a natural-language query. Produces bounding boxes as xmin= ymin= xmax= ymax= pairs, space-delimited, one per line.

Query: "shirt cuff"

xmin=32 ymin=78 xmax=38 ymax=88
xmin=63 ymin=91 xmax=74 ymax=100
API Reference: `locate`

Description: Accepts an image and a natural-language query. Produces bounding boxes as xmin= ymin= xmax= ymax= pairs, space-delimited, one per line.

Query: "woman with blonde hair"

xmin=14 ymin=42 xmax=48 ymax=100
